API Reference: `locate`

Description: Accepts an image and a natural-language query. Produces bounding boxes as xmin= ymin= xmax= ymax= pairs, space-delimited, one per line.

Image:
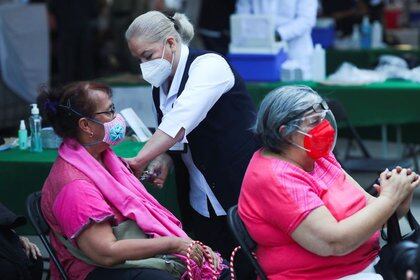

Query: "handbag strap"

xmin=384 ymin=210 xmax=420 ymax=245
xmin=386 ymin=212 xmax=402 ymax=244
xmin=229 ymin=245 xmax=259 ymax=280
xmin=186 ymin=241 xmax=218 ymax=280
xmin=406 ymin=209 xmax=420 ymax=230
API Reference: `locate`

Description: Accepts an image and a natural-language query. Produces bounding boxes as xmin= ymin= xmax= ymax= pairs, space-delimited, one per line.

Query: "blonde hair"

xmin=125 ymin=11 xmax=194 ymax=45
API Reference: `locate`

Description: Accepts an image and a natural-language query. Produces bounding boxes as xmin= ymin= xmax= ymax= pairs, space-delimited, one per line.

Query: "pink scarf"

xmin=59 ymin=139 xmax=224 ymax=279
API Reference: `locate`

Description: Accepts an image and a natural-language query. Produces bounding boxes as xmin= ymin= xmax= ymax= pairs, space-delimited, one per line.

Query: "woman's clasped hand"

xmin=374 ymin=166 xmax=419 ymax=214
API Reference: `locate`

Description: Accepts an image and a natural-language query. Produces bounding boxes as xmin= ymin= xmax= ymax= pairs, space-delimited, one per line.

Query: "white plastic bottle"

xmin=310 ymin=44 xmax=326 ymax=82
xmin=29 ymin=104 xmax=43 ymax=152
xmin=18 ymin=120 xmax=27 ymax=150
xmin=371 ymin=21 xmax=383 ymax=49
xmin=351 ymin=24 xmax=360 ymax=49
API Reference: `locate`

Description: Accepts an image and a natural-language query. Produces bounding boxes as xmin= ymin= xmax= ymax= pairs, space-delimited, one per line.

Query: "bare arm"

xmin=77 ymin=221 xmax=193 ymax=267
xmin=291 ymin=196 xmax=396 ymax=257
xmin=347 ymin=169 xmax=417 ymax=217
xmin=396 ymin=191 xmax=414 ymax=219
xmin=291 ymin=169 xmax=418 ymax=257
xmin=127 ymin=128 xmax=184 ymax=177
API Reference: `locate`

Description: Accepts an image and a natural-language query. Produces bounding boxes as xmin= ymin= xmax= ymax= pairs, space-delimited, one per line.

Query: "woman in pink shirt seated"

xmin=238 ymin=85 xmax=419 ymax=280
xmin=38 ymin=82 xmax=227 ymax=280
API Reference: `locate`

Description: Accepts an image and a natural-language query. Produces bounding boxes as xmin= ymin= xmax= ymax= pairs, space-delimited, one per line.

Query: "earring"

xmin=89 ymin=132 xmax=93 ymax=138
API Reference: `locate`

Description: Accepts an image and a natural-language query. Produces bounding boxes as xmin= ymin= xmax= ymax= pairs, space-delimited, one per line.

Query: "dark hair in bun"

xmin=37 ymin=81 xmax=112 ymax=139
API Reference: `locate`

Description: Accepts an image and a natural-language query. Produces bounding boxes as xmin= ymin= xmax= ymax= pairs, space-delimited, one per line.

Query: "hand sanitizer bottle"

xmin=18 ymin=120 xmax=27 ymax=150
xmin=29 ymin=104 xmax=43 ymax=152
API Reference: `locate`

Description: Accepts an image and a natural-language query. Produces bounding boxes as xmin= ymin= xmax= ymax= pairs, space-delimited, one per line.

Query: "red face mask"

xmin=302 ymin=119 xmax=336 ymax=159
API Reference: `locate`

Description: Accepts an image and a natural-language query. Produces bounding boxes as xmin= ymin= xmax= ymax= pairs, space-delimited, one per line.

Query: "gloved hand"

xmin=141 ymin=153 xmax=173 ymax=188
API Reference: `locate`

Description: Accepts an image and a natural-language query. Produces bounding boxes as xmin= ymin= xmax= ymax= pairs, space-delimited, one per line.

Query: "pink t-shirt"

xmin=41 ymin=157 xmax=126 ymax=280
xmin=238 ymin=150 xmax=380 ymax=280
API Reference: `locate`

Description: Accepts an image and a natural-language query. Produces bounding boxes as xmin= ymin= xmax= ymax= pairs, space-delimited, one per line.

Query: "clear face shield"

xmin=288 ymin=101 xmax=338 ymax=159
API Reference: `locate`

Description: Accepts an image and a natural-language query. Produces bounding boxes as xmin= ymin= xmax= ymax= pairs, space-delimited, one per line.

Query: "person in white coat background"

xmin=236 ymin=0 xmax=318 ymax=79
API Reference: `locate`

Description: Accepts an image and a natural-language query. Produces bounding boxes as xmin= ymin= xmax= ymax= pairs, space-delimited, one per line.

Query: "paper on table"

xmin=120 ymin=108 xmax=153 ymax=142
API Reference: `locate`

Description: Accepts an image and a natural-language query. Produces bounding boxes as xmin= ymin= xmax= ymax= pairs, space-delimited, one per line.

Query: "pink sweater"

xmin=238 ymin=150 xmax=380 ymax=280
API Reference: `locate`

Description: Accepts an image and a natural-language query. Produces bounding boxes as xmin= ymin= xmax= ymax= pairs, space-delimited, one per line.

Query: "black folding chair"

xmin=327 ymin=99 xmax=416 ymax=173
xmin=26 ymin=191 xmax=69 ymax=280
xmin=227 ymin=205 xmax=268 ymax=280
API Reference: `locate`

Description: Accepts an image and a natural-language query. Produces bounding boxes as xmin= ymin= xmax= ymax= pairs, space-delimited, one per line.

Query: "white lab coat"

xmin=236 ymin=0 xmax=317 ymax=78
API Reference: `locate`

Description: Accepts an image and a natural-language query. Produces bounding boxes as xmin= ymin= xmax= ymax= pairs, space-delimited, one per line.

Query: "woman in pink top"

xmin=38 ymin=82 xmax=227 ymax=280
xmin=238 ymin=85 xmax=419 ymax=280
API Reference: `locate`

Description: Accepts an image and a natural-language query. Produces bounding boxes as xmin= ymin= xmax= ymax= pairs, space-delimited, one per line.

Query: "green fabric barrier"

xmin=326 ymin=48 xmax=420 ymax=74
xmin=98 ymin=79 xmax=420 ymax=142
xmin=247 ymin=80 xmax=420 ymax=143
xmin=247 ymin=81 xmax=420 ymax=127
xmin=100 ymin=78 xmax=420 ymax=129
xmin=0 ymin=141 xmax=180 ymax=235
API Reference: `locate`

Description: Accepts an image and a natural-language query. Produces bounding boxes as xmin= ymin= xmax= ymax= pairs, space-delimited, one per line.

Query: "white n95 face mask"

xmin=140 ymin=42 xmax=174 ymax=88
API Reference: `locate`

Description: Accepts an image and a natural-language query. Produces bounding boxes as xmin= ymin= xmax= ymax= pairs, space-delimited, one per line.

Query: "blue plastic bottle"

xmin=360 ymin=17 xmax=372 ymax=49
xmin=29 ymin=104 xmax=43 ymax=152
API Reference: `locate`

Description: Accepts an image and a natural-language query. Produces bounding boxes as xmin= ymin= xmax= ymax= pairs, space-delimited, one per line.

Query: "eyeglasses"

xmin=300 ymin=101 xmax=329 ymax=116
xmin=297 ymin=110 xmax=328 ymax=128
xmin=283 ymin=101 xmax=329 ymax=126
xmin=94 ymin=104 xmax=115 ymax=118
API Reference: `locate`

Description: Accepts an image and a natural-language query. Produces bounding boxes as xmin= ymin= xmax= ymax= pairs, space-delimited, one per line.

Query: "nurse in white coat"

xmin=236 ymin=0 xmax=318 ymax=79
